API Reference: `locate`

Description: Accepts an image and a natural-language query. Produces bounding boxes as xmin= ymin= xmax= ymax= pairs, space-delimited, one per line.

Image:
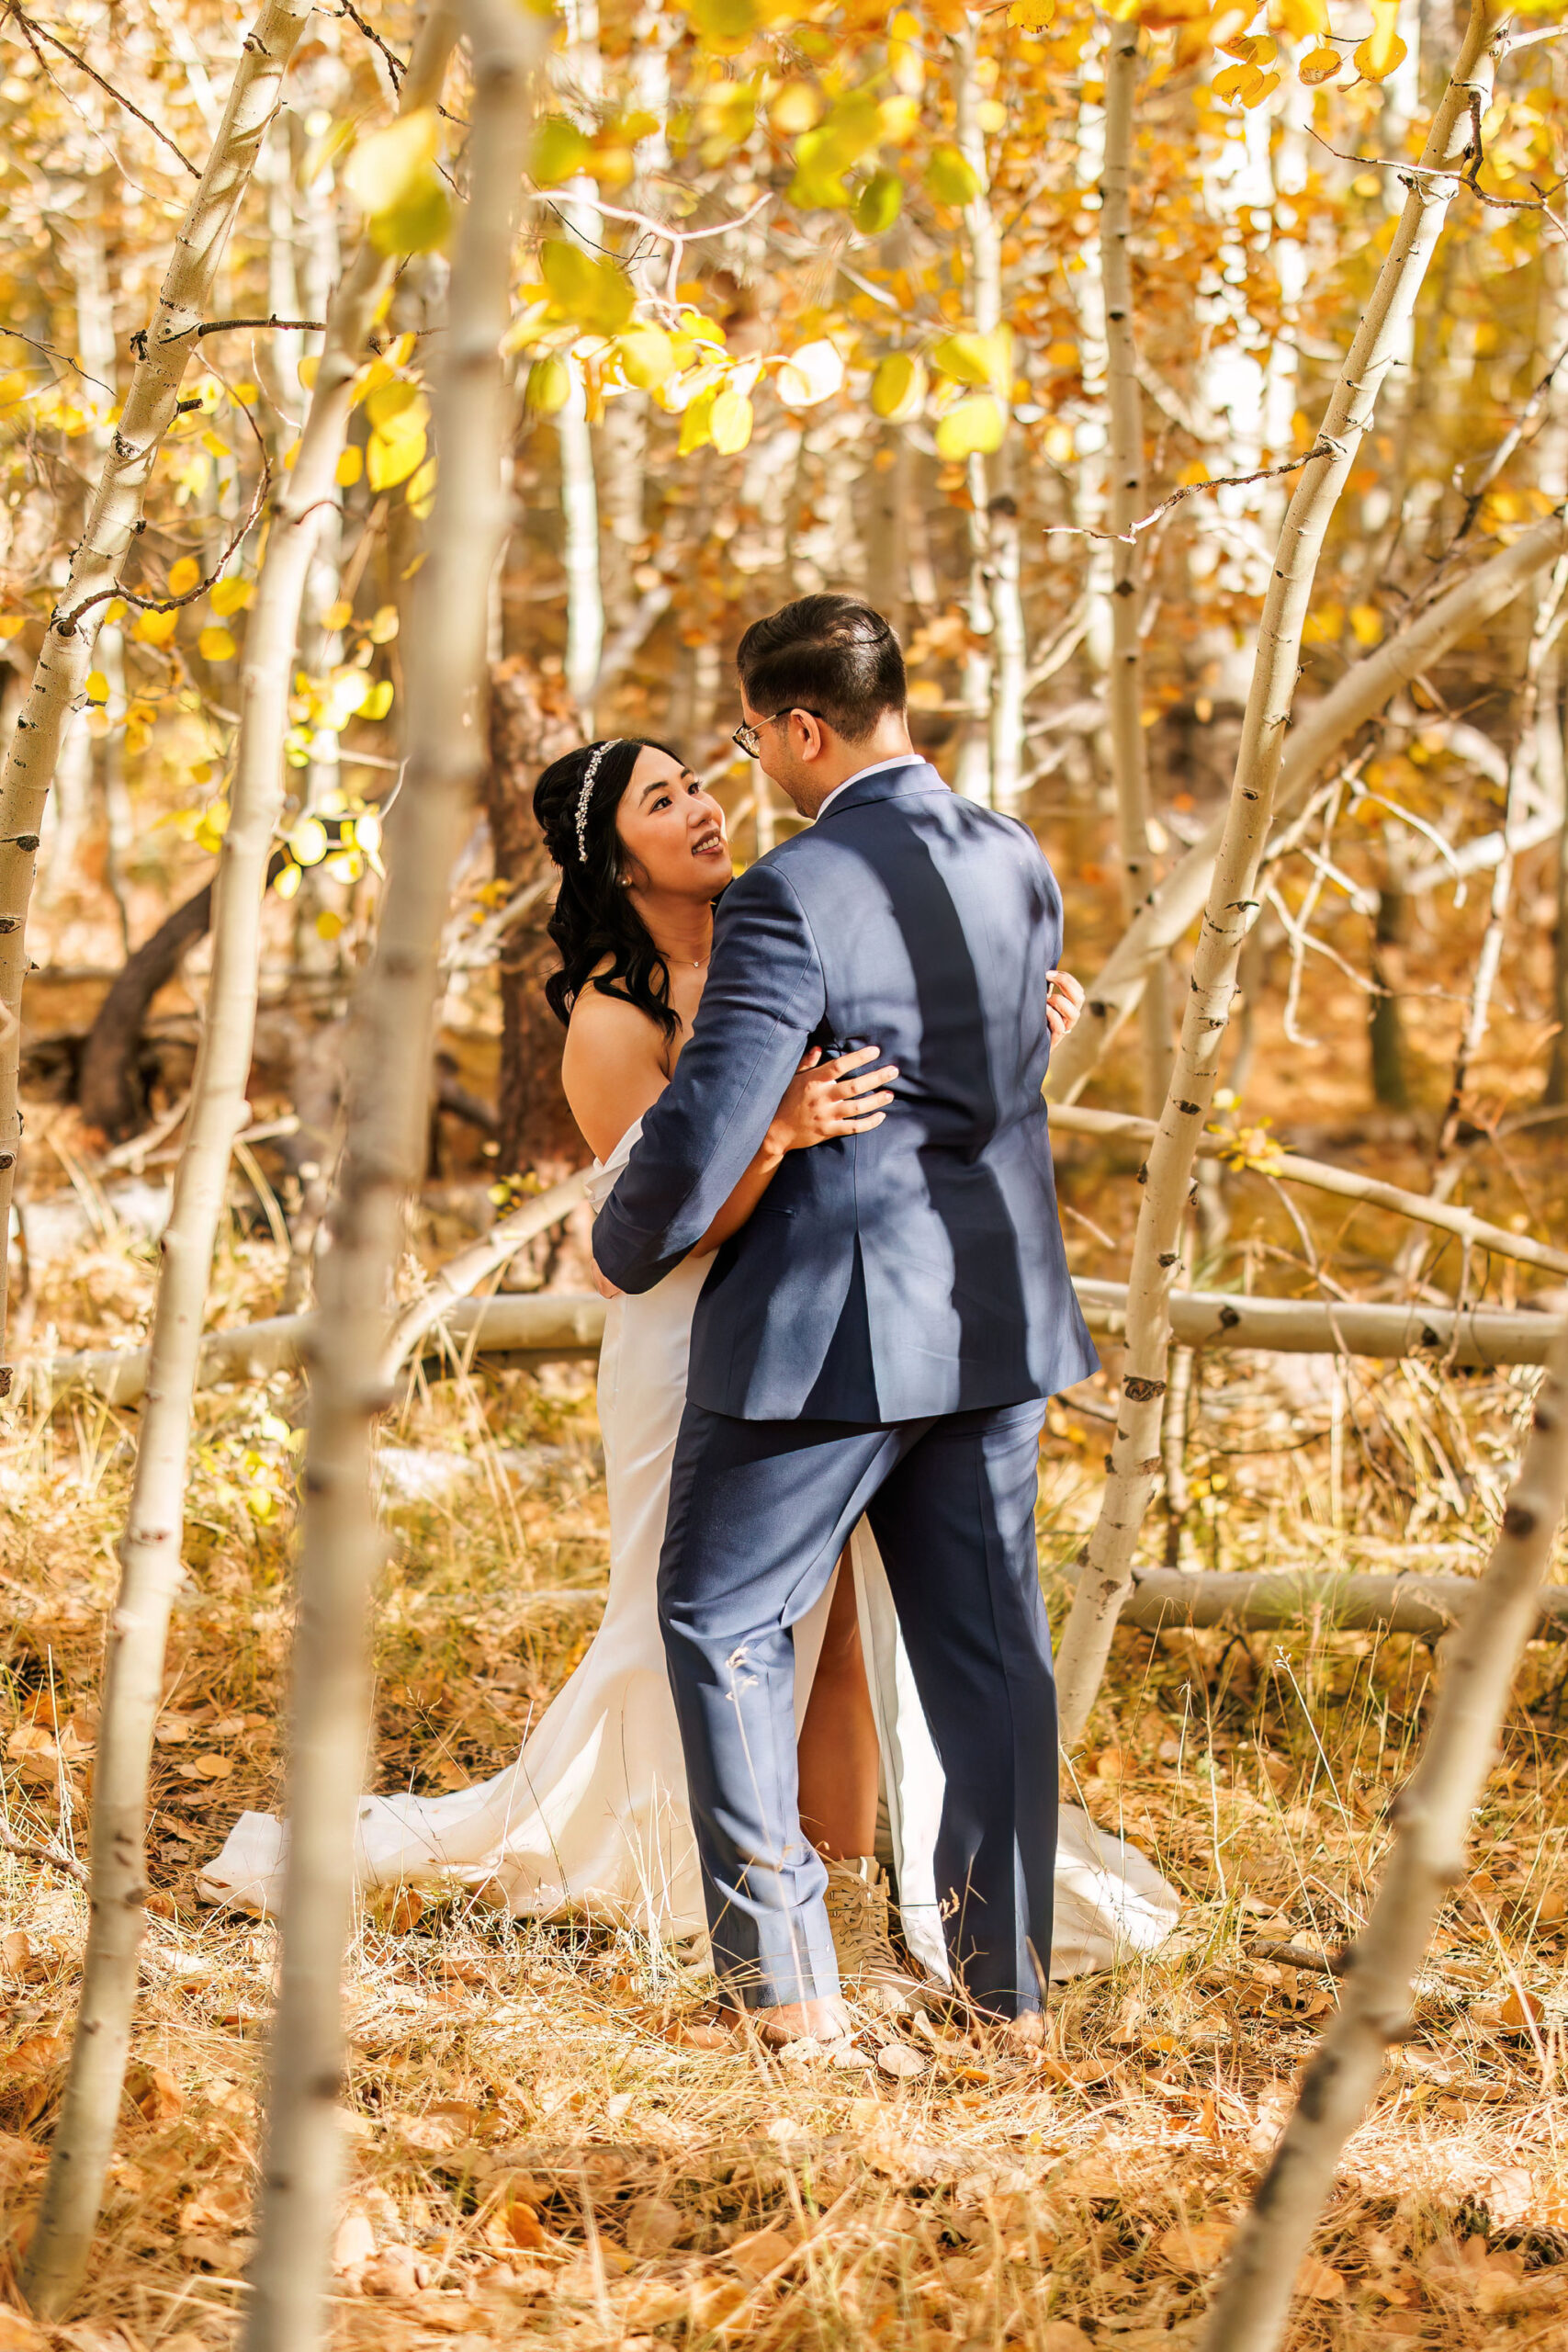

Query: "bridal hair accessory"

xmin=575 ymin=740 xmax=621 ymax=862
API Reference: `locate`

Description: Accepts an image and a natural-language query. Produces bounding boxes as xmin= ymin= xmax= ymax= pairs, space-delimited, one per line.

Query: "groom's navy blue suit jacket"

xmin=592 ymin=759 xmax=1099 ymax=1422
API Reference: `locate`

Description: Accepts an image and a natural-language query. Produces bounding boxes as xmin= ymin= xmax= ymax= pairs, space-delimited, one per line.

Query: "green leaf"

xmin=926 ymin=143 xmax=982 ymax=207
xmin=854 ymin=169 xmax=903 ymax=235
xmin=870 ymin=352 xmax=927 ymax=423
xmin=531 ymin=116 xmax=592 ymax=187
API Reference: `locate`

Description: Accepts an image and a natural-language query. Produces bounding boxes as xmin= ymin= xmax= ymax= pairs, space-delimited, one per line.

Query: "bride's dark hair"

xmin=534 ymin=737 xmax=688 ymax=1041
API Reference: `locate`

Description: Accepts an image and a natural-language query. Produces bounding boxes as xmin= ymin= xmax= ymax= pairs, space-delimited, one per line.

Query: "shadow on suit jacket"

xmin=592 ymin=759 xmax=1100 ymax=1422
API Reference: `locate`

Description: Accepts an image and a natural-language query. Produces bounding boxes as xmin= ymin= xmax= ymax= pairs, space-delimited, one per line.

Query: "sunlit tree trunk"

xmin=1100 ymin=15 xmax=1169 ymax=1113
xmin=0 ymin=0 xmax=315 ymax=1392
xmin=18 ymin=20 xmax=458 ymax=2323
xmin=558 ymin=0 xmax=605 ymax=718
xmin=1053 ymin=0 xmax=1505 ymax=1746
xmin=953 ymin=17 xmax=998 ymax=806
xmin=1201 ymin=1312 xmax=1568 ymax=2352
xmin=243 ymin=13 xmax=538 ymax=2349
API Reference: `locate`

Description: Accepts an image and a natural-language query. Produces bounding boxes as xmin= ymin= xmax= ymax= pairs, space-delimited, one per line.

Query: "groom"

xmin=592 ymin=594 xmax=1098 ymax=2039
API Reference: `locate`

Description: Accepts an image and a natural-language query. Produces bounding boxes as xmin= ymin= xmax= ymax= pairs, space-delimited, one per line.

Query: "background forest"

xmin=4 ymin=2 xmax=1568 ymax=2350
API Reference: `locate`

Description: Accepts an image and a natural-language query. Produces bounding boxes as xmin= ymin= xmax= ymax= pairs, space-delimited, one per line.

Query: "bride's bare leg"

xmin=797 ymin=1552 xmax=879 ymax=1858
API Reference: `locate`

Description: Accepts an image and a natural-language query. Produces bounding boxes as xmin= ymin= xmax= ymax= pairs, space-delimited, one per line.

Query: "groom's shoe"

xmin=824 ymin=1857 xmax=937 ymax=2018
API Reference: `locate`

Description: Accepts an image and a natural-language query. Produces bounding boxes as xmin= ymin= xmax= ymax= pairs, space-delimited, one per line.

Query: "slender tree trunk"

xmin=1368 ymin=828 xmax=1412 ymax=1113
xmin=953 ymin=17 xmax=998 ymax=807
xmin=18 ymin=21 xmax=459 ymax=2322
xmin=1100 ymin=17 xmax=1170 ymax=1113
xmin=1201 ymin=1313 xmax=1568 ymax=2352
xmin=0 ymin=0 xmax=315 ymax=1392
xmin=243 ymin=14 xmax=537 ymax=2350
xmin=988 ymin=471 xmax=1027 ymax=814
xmin=1053 ymin=0 xmax=1504 ymax=1746
xmin=1045 ymin=502 xmax=1568 ymax=1106
xmin=559 ymin=0 xmax=605 ymax=718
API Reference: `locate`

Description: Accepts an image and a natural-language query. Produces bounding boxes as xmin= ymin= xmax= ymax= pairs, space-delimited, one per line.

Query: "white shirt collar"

xmin=814 ymin=753 xmax=918 ymax=821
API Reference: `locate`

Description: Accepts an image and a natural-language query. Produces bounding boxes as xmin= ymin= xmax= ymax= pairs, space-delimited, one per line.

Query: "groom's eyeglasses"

xmin=732 ymin=709 xmax=825 ymax=759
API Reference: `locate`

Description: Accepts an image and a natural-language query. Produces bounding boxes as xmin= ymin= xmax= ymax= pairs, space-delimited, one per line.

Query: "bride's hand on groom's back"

xmin=1046 ymin=968 xmax=1085 ymax=1046
xmin=767 ymin=1044 xmax=898 ymax=1155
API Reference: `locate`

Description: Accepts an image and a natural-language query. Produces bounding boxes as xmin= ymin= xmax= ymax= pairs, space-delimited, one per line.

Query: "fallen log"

xmin=27 ymin=1283 xmax=1564 ymax=1405
xmin=1109 ymin=1565 xmax=1568 ymax=1640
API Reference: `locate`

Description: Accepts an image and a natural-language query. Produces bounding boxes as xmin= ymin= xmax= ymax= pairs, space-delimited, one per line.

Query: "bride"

xmin=202 ymin=739 xmax=1178 ymax=2001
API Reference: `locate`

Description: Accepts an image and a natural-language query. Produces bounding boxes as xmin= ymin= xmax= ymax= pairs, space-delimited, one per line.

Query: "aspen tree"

xmin=243 ymin=6 xmax=539 ymax=2345
xmin=0 ymin=0 xmax=314 ymax=1388
xmin=17 ymin=17 xmax=460 ymax=2322
xmin=1054 ymin=0 xmax=1506 ymax=1744
xmin=1100 ymin=14 xmax=1170 ymax=1114
xmin=1201 ymin=1316 xmax=1568 ymax=2352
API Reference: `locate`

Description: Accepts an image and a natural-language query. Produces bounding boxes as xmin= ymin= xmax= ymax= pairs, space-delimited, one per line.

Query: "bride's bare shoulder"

xmin=562 ymin=965 xmax=670 ymax=1160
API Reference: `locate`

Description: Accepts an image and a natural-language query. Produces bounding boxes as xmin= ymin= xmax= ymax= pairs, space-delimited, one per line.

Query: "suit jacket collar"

xmin=814 ymin=758 xmax=944 ymax=823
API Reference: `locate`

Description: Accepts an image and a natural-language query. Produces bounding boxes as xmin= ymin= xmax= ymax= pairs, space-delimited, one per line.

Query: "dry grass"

xmin=4 ymin=1203 xmax=1568 ymax=2352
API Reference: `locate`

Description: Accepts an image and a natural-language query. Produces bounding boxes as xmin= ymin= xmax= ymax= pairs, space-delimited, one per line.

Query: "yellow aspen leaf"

xmin=85 ymin=671 xmax=109 ymax=705
xmin=934 ymin=394 xmax=1006 ymax=460
xmin=870 ymin=352 xmax=928 ymax=423
xmin=709 ymin=389 xmax=754 ymax=454
xmin=282 ymin=438 xmax=301 ymax=471
xmin=324 ymin=848 xmax=364 ymax=885
xmin=273 ymin=859 xmax=303 ymax=900
xmin=525 ymin=355 xmax=571 ymax=413
xmin=1177 ymin=459 xmax=1211 ymax=486
xmin=367 ymin=425 xmax=427 ymax=491
xmin=167 ymin=556 xmax=202 ymax=595
xmin=1355 ymin=0 xmax=1404 ymax=80
xmin=678 ymin=386 xmax=717 ymax=455
xmin=198 ymin=627 xmax=237 ymax=662
xmin=540 ymin=240 xmax=634 ymax=335
xmin=775 ymin=339 xmax=845 ymax=409
xmin=367 ymin=604 xmax=399 ymax=644
xmin=193 ymin=800 xmax=230 ymax=854
xmin=298 ymin=354 xmax=320 ymax=392
xmin=617 ymin=326 xmax=675 ymax=390
xmin=134 ymin=608 xmax=179 ymax=647
xmin=104 ymin=597 xmax=127 ymax=623
xmin=1221 ymin=32 xmax=1277 ymax=62
xmin=354 ymin=810 xmax=383 ymax=871
xmin=1348 ymin=604 xmax=1383 ymax=647
xmin=407 ymin=458 xmax=437 ymax=519
xmin=361 ymin=680 xmax=394 ymax=720
xmin=344 ymin=108 xmax=438 ymax=214
xmin=878 ymin=95 xmax=919 ymax=143
xmin=769 ymin=81 xmax=822 ymax=134
xmin=689 ymin=0 xmax=758 ymax=51
xmin=1244 ymin=68 xmax=1280 ymax=105
xmin=335 ymin=445 xmax=364 ymax=487
xmin=0 ymin=616 xmax=25 ymax=641
xmin=1302 ymin=603 xmax=1344 ymax=644
xmin=210 ymin=576 xmax=254 ymax=617
xmin=1269 ymin=0 xmax=1328 ymax=33
xmin=925 ymin=143 xmax=981 ymax=207
xmin=1298 ymin=42 xmax=1342 ymax=81
xmin=315 ymin=909 xmax=344 ymax=942
xmin=1007 ymin=0 xmax=1055 ymax=26
xmin=288 ymin=817 xmax=330 ymax=867
xmin=1297 ymin=2257 xmax=1346 ymax=2301
xmin=530 ymin=116 xmax=592 ymax=186
xmin=932 ymin=328 xmax=1013 ymax=396
xmin=365 ymin=380 xmax=429 ymax=435
xmin=1044 ymin=422 xmax=1075 ymax=463
xmin=854 ymin=170 xmax=903 ymax=235
xmin=323 ymin=599 xmax=354 ymax=630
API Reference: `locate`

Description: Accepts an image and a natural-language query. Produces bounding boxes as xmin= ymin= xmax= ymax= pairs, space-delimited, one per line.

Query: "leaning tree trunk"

xmin=1043 ymin=504 xmax=1568 ymax=1108
xmin=243 ymin=11 xmax=538 ymax=2349
xmin=0 ymin=0 xmax=314 ymax=1394
xmin=1053 ymin=0 xmax=1505 ymax=1746
xmin=1201 ymin=1313 xmax=1568 ymax=2352
xmin=482 ymin=656 xmax=583 ymax=1183
xmin=19 ymin=19 xmax=461 ymax=2323
xmin=1100 ymin=16 xmax=1170 ymax=1114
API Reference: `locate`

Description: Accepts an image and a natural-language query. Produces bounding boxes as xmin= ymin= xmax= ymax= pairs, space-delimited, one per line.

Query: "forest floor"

xmin=4 ymin=1171 xmax=1568 ymax=2352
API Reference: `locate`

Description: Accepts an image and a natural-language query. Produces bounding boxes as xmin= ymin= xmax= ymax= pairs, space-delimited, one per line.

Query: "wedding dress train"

xmin=201 ymin=1123 xmax=1179 ymax=1979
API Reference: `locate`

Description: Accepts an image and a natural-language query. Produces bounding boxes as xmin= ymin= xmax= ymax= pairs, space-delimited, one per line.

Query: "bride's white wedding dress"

xmin=201 ymin=1122 xmax=1179 ymax=1978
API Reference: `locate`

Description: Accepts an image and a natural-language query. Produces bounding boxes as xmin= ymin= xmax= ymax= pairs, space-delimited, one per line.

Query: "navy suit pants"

xmin=656 ymin=1396 xmax=1055 ymax=2017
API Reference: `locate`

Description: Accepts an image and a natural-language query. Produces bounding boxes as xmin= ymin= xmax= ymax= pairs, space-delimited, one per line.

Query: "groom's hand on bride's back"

xmin=766 ymin=1043 xmax=898 ymax=1156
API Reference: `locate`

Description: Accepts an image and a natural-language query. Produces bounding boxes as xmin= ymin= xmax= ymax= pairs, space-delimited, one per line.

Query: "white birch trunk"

xmin=1100 ymin=18 xmax=1169 ymax=1112
xmin=243 ymin=10 xmax=537 ymax=2346
xmin=1201 ymin=1313 xmax=1568 ymax=2352
xmin=953 ymin=18 xmax=998 ymax=806
xmin=0 ymin=0 xmax=315 ymax=1387
xmin=1044 ymin=502 xmax=1568 ymax=1106
xmin=559 ymin=0 xmax=604 ymax=718
xmin=17 ymin=20 xmax=459 ymax=2324
xmin=1053 ymin=1 xmax=1505 ymax=1746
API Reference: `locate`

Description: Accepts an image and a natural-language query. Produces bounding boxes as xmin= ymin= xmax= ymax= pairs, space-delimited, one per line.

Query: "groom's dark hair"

xmin=736 ymin=594 xmax=906 ymax=741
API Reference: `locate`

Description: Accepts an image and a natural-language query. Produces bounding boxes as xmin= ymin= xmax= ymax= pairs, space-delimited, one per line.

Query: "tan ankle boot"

xmin=822 ymin=1856 xmax=934 ymax=2018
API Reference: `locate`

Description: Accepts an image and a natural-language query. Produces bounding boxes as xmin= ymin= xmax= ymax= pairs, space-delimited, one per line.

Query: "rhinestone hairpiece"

xmin=574 ymin=739 xmax=620 ymax=863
